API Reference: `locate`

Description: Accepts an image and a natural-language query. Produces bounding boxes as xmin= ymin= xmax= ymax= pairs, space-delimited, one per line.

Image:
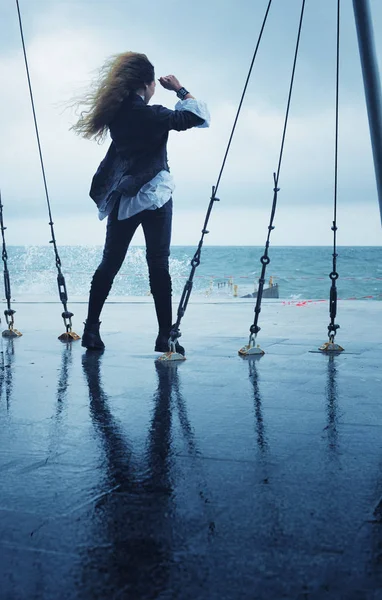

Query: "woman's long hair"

xmin=71 ymin=51 xmax=154 ymax=142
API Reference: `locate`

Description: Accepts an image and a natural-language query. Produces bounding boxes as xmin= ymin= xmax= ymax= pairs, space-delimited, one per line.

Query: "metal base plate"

xmin=157 ymin=351 xmax=186 ymax=363
xmin=238 ymin=344 xmax=265 ymax=357
xmin=58 ymin=331 xmax=81 ymax=342
xmin=2 ymin=328 xmax=22 ymax=338
xmin=318 ymin=341 xmax=344 ymax=353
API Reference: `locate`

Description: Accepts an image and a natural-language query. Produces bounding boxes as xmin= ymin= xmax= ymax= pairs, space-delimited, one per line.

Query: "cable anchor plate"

xmin=2 ymin=326 xmax=22 ymax=338
xmin=157 ymin=351 xmax=186 ymax=362
xmin=157 ymin=338 xmax=186 ymax=362
xmin=319 ymin=341 xmax=344 ymax=353
xmin=58 ymin=311 xmax=80 ymax=342
xmin=238 ymin=333 xmax=265 ymax=357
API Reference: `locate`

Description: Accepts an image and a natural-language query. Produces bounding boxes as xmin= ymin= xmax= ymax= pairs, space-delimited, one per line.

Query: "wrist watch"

xmin=176 ymin=87 xmax=189 ymax=100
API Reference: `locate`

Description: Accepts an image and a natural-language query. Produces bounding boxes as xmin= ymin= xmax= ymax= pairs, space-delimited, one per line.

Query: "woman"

xmin=72 ymin=52 xmax=210 ymax=354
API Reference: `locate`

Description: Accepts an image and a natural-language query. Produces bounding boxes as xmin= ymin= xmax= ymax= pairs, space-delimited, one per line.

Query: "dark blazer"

xmin=89 ymin=93 xmax=204 ymax=208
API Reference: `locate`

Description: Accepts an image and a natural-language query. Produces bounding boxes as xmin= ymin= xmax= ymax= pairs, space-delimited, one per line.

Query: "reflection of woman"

xmin=72 ymin=52 xmax=210 ymax=354
xmin=81 ymin=353 xmax=175 ymax=597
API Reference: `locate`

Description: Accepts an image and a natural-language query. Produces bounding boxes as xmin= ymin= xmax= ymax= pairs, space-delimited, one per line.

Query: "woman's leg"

xmin=87 ymin=203 xmax=140 ymax=325
xmin=141 ymin=199 xmax=173 ymax=335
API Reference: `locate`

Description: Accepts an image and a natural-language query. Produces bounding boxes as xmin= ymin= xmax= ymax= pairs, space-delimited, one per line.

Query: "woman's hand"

xmin=158 ymin=75 xmax=182 ymax=92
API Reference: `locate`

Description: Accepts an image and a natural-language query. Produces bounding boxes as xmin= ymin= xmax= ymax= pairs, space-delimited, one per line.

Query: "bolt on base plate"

xmin=318 ymin=341 xmax=344 ymax=352
xmin=2 ymin=328 xmax=22 ymax=338
xmin=58 ymin=331 xmax=81 ymax=342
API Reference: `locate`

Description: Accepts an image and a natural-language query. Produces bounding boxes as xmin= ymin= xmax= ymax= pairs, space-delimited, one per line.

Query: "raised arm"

xmin=153 ymin=74 xmax=207 ymax=132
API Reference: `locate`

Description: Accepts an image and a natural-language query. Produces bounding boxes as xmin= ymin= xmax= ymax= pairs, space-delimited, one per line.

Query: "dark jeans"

xmin=87 ymin=198 xmax=173 ymax=332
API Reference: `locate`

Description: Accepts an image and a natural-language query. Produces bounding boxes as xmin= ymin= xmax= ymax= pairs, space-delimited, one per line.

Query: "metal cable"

xmin=0 ymin=191 xmax=16 ymax=329
xmin=214 ymin=0 xmax=273 ymax=195
xmin=249 ymin=0 xmax=306 ymax=341
xmin=327 ymin=0 xmax=341 ymax=342
xmin=170 ymin=0 xmax=274 ymax=342
xmin=15 ymin=0 xmax=75 ymax=334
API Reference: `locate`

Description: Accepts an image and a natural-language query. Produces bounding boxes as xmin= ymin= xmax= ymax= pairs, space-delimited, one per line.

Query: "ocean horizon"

xmin=1 ymin=245 xmax=380 ymax=302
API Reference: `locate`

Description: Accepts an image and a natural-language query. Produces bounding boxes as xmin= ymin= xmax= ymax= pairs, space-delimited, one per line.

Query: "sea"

xmin=1 ymin=246 xmax=381 ymax=302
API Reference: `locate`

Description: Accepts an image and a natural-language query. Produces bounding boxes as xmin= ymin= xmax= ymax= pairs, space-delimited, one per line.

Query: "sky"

xmin=0 ymin=0 xmax=382 ymax=246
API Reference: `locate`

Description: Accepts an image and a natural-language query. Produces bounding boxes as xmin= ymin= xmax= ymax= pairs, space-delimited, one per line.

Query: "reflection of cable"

xmin=324 ymin=355 xmax=340 ymax=455
xmin=0 ymin=337 xmax=15 ymax=412
xmin=166 ymin=365 xmax=216 ymax=536
xmin=55 ymin=343 xmax=73 ymax=419
xmin=248 ymin=360 xmax=268 ymax=455
xmin=44 ymin=344 xmax=75 ymax=471
xmin=246 ymin=359 xmax=287 ymax=543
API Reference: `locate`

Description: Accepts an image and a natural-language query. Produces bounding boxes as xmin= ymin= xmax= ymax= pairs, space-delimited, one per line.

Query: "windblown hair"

xmin=71 ymin=52 xmax=155 ymax=142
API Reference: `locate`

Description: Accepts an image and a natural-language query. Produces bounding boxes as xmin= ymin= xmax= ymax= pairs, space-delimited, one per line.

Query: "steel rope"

xmin=0 ymin=191 xmax=16 ymax=329
xmin=15 ymin=0 xmax=75 ymax=334
xmin=327 ymin=0 xmax=341 ymax=343
xmin=170 ymin=0 xmax=274 ymax=343
xmin=249 ymin=0 xmax=306 ymax=342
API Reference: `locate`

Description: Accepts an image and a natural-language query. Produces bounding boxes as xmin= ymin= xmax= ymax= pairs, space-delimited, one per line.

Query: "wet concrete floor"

xmin=0 ymin=299 xmax=381 ymax=599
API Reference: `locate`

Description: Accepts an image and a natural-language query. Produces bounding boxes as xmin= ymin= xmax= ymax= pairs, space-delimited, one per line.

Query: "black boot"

xmin=82 ymin=322 xmax=105 ymax=351
xmin=155 ymin=330 xmax=185 ymax=355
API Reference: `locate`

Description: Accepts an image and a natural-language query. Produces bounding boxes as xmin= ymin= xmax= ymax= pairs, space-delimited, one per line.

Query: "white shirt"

xmin=98 ymin=98 xmax=210 ymax=221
